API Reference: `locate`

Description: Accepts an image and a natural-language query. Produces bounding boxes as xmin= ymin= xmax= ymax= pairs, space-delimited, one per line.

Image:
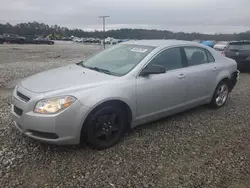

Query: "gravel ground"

xmin=0 ymin=42 xmax=101 ymax=88
xmin=0 ymin=43 xmax=250 ymax=188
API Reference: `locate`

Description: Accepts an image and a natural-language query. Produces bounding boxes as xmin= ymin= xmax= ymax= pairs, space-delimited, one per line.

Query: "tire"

xmin=0 ymin=40 xmax=3 ymax=44
xmin=82 ymin=105 xmax=126 ymax=149
xmin=210 ymin=80 xmax=229 ymax=108
xmin=19 ymin=40 xmax=24 ymax=44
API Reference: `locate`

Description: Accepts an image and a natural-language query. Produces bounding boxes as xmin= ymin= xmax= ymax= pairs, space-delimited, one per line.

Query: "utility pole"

xmin=99 ymin=16 xmax=109 ymax=49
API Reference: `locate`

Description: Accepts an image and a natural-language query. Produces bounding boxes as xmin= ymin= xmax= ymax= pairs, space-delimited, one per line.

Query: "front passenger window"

xmin=148 ymin=47 xmax=183 ymax=71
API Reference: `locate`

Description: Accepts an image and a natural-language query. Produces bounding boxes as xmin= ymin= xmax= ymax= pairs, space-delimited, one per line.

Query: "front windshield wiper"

xmin=87 ymin=66 xmax=113 ymax=75
xmin=77 ymin=61 xmax=117 ymax=76
xmin=76 ymin=61 xmax=85 ymax=67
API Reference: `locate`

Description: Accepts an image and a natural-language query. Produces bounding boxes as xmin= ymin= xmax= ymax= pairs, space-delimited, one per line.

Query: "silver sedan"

xmin=11 ymin=40 xmax=239 ymax=149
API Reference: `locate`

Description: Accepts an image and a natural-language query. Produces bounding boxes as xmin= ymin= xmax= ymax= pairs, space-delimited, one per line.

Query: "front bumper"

xmin=11 ymin=86 xmax=90 ymax=145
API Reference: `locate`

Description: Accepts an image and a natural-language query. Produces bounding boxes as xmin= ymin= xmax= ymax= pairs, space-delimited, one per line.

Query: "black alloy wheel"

xmin=83 ymin=105 xmax=126 ymax=149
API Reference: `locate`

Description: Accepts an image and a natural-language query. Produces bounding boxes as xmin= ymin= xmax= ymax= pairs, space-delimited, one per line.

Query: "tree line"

xmin=0 ymin=21 xmax=250 ymax=41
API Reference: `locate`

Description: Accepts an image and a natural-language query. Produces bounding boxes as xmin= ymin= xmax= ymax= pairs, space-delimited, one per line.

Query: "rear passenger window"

xmin=206 ymin=50 xmax=215 ymax=62
xmin=184 ymin=47 xmax=208 ymax=66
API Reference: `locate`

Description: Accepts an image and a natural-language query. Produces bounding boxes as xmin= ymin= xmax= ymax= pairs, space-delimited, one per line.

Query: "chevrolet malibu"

xmin=11 ymin=40 xmax=238 ymax=149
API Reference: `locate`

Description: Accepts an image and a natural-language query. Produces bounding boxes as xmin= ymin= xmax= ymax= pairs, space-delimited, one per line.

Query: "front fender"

xmin=74 ymin=81 xmax=137 ymax=121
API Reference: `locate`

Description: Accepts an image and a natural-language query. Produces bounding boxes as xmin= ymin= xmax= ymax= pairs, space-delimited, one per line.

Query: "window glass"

xmin=228 ymin=43 xmax=250 ymax=51
xmin=206 ymin=50 xmax=215 ymax=62
xmin=81 ymin=44 xmax=155 ymax=76
xmin=184 ymin=47 xmax=208 ymax=66
xmin=148 ymin=47 xmax=183 ymax=71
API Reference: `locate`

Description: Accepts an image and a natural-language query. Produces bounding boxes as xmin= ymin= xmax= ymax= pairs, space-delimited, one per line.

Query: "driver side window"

xmin=148 ymin=47 xmax=183 ymax=71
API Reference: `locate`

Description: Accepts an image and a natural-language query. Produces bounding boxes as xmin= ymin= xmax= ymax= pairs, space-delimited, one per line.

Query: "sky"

xmin=0 ymin=0 xmax=250 ymax=34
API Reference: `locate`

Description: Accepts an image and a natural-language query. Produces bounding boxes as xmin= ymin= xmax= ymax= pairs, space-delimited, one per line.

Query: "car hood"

xmin=20 ymin=64 xmax=117 ymax=93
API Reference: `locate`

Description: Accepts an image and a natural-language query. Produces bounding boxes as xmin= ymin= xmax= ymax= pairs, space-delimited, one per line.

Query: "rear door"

xmin=182 ymin=46 xmax=218 ymax=104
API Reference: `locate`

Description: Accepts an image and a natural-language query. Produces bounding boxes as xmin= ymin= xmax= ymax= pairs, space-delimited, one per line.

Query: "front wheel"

xmin=82 ymin=105 xmax=126 ymax=149
xmin=210 ymin=81 xmax=229 ymax=108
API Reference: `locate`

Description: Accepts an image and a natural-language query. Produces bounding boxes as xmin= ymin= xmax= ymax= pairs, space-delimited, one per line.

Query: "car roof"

xmin=122 ymin=39 xmax=200 ymax=47
xmin=229 ymin=40 xmax=250 ymax=44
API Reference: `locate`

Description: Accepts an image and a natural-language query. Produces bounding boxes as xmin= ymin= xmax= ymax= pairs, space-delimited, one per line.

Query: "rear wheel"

xmin=82 ymin=105 xmax=126 ymax=149
xmin=210 ymin=80 xmax=229 ymax=108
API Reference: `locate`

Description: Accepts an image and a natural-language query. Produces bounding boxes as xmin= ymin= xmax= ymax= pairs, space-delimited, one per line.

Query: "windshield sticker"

xmin=131 ymin=48 xmax=148 ymax=53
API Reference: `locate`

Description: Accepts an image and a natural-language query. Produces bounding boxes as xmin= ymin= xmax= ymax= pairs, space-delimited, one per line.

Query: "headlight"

xmin=34 ymin=96 xmax=76 ymax=114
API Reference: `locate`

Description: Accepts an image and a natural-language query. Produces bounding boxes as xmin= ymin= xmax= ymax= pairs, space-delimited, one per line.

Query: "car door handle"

xmin=212 ymin=67 xmax=218 ymax=71
xmin=177 ymin=74 xmax=186 ymax=79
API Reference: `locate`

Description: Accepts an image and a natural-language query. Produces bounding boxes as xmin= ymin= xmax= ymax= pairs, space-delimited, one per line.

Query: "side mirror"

xmin=140 ymin=65 xmax=166 ymax=77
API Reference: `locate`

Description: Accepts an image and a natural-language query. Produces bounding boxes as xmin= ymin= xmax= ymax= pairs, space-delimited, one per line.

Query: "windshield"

xmin=80 ymin=44 xmax=155 ymax=76
xmin=228 ymin=43 xmax=250 ymax=51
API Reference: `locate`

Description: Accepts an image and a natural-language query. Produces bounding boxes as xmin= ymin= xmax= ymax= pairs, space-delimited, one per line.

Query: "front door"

xmin=136 ymin=47 xmax=188 ymax=123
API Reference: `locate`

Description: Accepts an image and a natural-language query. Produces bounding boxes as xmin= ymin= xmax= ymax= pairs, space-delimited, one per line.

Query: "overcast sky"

xmin=0 ymin=0 xmax=250 ymax=34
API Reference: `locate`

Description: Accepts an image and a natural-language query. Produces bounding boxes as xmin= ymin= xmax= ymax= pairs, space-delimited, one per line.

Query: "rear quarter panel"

xmin=211 ymin=50 xmax=237 ymax=94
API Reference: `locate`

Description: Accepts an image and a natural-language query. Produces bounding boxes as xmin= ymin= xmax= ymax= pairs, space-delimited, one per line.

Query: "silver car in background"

xmin=11 ymin=40 xmax=238 ymax=149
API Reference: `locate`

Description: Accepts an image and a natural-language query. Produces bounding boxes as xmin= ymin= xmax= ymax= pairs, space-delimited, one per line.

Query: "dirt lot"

xmin=0 ymin=42 xmax=250 ymax=188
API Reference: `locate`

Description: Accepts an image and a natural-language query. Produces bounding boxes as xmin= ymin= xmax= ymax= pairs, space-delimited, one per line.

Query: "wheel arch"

xmin=89 ymin=99 xmax=133 ymax=125
xmin=80 ymin=99 xmax=133 ymax=143
xmin=214 ymin=69 xmax=231 ymax=89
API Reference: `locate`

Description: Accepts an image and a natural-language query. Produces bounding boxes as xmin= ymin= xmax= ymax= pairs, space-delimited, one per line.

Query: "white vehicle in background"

xmin=111 ymin=38 xmax=119 ymax=44
xmin=72 ymin=37 xmax=80 ymax=42
xmin=105 ymin=37 xmax=120 ymax=45
xmin=105 ymin=37 xmax=113 ymax=44
xmin=214 ymin=41 xmax=228 ymax=51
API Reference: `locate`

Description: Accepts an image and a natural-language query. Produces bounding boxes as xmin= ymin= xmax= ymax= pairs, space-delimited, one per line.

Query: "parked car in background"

xmin=223 ymin=41 xmax=250 ymax=71
xmin=105 ymin=37 xmax=114 ymax=44
xmin=214 ymin=41 xmax=228 ymax=51
xmin=72 ymin=37 xmax=82 ymax=43
xmin=93 ymin=38 xmax=101 ymax=43
xmin=62 ymin=37 xmax=72 ymax=41
xmin=34 ymin=38 xmax=54 ymax=45
xmin=192 ymin=40 xmax=202 ymax=43
xmin=11 ymin=40 xmax=238 ymax=149
xmin=201 ymin=40 xmax=216 ymax=48
xmin=3 ymin=33 xmax=26 ymax=44
xmin=0 ymin=35 xmax=4 ymax=44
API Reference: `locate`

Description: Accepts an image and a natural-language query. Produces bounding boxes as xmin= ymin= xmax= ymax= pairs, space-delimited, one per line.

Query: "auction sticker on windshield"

xmin=131 ymin=48 xmax=148 ymax=53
